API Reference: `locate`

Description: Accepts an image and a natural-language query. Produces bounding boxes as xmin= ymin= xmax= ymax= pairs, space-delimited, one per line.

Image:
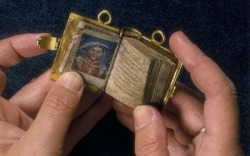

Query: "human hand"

xmin=113 ymin=31 xmax=244 ymax=156
xmin=0 ymin=34 xmax=112 ymax=156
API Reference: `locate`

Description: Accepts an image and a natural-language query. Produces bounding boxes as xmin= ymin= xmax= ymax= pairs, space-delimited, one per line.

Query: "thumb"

xmin=134 ymin=106 xmax=169 ymax=156
xmin=7 ymin=71 xmax=84 ymax=156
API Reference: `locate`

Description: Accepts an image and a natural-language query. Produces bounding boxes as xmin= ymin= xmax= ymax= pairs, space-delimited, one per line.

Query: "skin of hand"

xmin=0 ymin=34 xmax=112 ymax=156
xmin=113 ymin=31 xmax=244 ymax=156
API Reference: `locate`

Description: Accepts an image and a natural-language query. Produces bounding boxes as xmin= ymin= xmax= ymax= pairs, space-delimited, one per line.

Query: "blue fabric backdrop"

xmin=0 ymin=0 xmax=249 ymax=155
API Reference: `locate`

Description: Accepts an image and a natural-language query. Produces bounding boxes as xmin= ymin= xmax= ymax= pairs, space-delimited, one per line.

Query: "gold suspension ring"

xmin=151 ymin=30 xmax=166 ymax=46
xmin=98 ymin=10 xmax=112 ymax=25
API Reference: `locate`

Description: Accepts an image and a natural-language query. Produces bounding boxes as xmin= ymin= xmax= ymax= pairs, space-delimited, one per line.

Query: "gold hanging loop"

xmin=97 ymin=10 xmax=112 ymax=25
xmin=151 ymin=30 xmax=166 ymax=46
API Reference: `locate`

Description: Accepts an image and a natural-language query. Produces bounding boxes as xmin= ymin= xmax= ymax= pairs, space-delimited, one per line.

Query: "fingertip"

xmin=169 ymin=30 xmax=180 ymax=41
xmin=0 ymin=33 xmax=52 ymax=68
xmin=169 ymin=31 xmax=185 ymax=62
xmin=134 ymin=105 xmax=169 ymax=155
xmin=11 ymin=33 xmax=51 ymax=57
xmin=169 ymin=30 xmax=192 ymax=52
xmin=169 ymin=31 xmax=205 ymax=72
xmin=56 ymin=71 xmax=84 ymax=93
xmin=169 ymin=31 xmax=184 ymax=46
xmin=134 ymin=106 xmax=156 ymax=130
xmin=33 ymin=33 xmax=51 ymax=40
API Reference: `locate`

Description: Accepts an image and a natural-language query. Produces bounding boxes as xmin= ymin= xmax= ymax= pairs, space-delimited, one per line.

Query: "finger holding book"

xmin=114 ymin=31 xmax=242 ymax=155
xmin=112 ymin=82 xmax=205 ymax=145
xmin=169 ymin=31 xmax=241 ymax=155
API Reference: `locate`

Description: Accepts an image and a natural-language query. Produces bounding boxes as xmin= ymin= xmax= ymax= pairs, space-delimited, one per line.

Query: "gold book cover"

xmin=37 ymin=10 xmax=182 ymax=110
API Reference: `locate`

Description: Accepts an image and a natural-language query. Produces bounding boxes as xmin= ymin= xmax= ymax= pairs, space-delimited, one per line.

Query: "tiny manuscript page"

xmin=105 ymin=38 xmax=151 ymax=107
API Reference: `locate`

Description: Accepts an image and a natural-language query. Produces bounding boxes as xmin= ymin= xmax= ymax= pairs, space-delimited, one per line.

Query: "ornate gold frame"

xmin=37 ymin=10 xmax=182 ymax=110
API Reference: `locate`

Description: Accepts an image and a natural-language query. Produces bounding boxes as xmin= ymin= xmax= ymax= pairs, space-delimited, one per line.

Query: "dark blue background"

xmin=0 ymin=0 xmax=249 ymax=155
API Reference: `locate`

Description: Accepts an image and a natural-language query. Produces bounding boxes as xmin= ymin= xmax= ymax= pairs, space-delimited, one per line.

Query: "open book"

xmin=37 ymin=11 xmax=182 ymax=110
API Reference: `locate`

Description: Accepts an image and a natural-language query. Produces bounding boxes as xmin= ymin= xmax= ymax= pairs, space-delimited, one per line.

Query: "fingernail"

xmin=134 ymin=106 xmax=155 ymax=130
xmin=35 ymin=33 xmax=51 ymax=41
xmin=178 ymin=31 xmax=192 ymax=44
xmin=36 ymin=33 xmax=51 ymax=37
xmin=56 ymin=71 xmax=83 ymax=93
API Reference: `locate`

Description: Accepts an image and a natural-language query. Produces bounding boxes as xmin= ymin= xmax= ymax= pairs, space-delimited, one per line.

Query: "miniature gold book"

xmin=37 ymin=10 xmax=182 ymax=110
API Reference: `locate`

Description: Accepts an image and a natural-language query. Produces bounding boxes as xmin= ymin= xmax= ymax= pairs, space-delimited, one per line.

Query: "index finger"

xmin=169 ymin=31 xmax=234 ymax=98
xmin=169 ymin=31 xmax=239 ymax=140
xmin=0 ymin=33 xmax=49 ymax=68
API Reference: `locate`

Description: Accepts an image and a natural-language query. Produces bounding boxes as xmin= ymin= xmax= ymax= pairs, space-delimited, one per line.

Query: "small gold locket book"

xmin=37 ymin=10 xmax=182 ymax=110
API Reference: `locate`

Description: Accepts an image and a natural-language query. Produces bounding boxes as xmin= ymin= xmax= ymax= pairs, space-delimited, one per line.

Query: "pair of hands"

xmin=0 ymin=32 xmax=243 ymax=155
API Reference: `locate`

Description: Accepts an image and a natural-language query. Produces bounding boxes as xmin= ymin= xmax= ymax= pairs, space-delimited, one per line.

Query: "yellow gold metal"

xmin=123 ymin=28 xmax=179 ymax=63
xmin=170 ymin=86 xmax=176 ymax=98
xmin=121 ymin=27 xmax=142 ymax=39
xmin=85 ymin=83 xmax=100 ymax=93
xmin=36 ymin=36 xmax=60 ymax=51
xmin=151 ymin=30 xmax=166 ymax=46
xmin=97 ymin=10 xmax=112 ymax=25
xmin=49 ymin=11 xmax=120 ymax=82
xmin=39 ymin=10 xmax=182 ymax=110
xmin=163 ymin=62 xmax=182 ymax=110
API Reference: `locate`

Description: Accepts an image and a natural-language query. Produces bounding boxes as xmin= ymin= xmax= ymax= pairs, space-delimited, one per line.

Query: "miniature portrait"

xmin=72 ymin=34 xmax=118 ymax=79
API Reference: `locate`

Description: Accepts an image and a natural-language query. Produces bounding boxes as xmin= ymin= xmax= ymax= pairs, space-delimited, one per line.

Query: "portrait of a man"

xmin=72 ymin=34 xmax=117 ymax=79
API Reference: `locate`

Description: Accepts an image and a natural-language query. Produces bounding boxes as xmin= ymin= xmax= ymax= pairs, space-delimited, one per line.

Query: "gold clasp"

xmin=97 ymin=10 xmax=112 ymax=25
xmin=37 ymin=36 xmax=60 ymax=51
xmin=151 ymin=30 xmax=166 ymax=46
